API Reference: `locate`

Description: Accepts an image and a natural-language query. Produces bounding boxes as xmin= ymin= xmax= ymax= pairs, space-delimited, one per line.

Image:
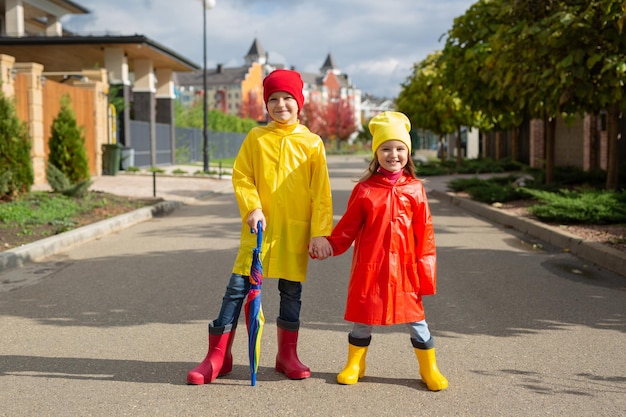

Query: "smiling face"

xmin=375 ymin=140 xmax=409 ymax=173
xmin=266 ymin=91 xmax=299 ymax=125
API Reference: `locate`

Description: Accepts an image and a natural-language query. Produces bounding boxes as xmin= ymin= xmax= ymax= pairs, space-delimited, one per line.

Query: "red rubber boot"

xmin=275 ymin=319 xmax=311 ymax=380
xmin=187 ymin=324 xmax=236 ymax=385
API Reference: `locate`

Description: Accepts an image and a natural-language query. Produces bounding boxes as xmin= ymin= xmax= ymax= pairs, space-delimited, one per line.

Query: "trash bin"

xmin=102 ymin=143 xmax=121 ymax=176
xmin=120 ymin=147 xmax=135 ymax=170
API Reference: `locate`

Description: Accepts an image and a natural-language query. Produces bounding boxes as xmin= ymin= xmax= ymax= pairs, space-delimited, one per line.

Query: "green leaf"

xmin=586 ymin=54 xmax=603 ymax=69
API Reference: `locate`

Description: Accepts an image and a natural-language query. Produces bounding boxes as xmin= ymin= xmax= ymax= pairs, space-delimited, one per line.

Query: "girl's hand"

xmin=309 ymin=236 xmax=333 ymax=260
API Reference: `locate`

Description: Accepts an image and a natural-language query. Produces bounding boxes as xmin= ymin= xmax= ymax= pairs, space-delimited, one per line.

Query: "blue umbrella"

xmin=244 ymin=220 xmax=265 ymax=386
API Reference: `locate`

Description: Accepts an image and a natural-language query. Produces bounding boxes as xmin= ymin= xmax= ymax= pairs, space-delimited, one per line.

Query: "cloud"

xmin=63 ymin=0 xmax=475 ymax=98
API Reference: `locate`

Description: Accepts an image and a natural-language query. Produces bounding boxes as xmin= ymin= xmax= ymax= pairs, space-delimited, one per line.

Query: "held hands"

xmin=247 ymin=209 xmax=331 ymax=259
xmin=309 ymin=236 xmax=333 ymax=260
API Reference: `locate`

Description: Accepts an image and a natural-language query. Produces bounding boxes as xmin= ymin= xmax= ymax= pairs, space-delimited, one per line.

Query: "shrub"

xmin=0 ymin=87 xmax=34 ymax=198
xmin=448 ymin=175 xmax=533 ymax=204
xmin=523 ymin=188 xmax=626 ymax=224
xmin=46 ymin=163 xmax=91 ymax=198
xmin=48 ymin=95 xmax=90 ymax=184
xmin=448 ymin=177 xmax=489 ymax=192
xmin=466 ymin=182 xmax=529 ymax=204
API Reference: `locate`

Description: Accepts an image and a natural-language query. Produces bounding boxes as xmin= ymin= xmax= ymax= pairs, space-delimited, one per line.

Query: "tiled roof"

xmin=177 ymin=66 xmax=250 ymax=87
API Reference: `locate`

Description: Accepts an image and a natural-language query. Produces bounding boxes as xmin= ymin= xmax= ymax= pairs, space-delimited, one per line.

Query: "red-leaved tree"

xmin=239 ymin=90 xmax=265 ymax=122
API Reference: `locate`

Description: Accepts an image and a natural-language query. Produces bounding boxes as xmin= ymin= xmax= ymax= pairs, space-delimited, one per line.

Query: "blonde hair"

xmin=358 ymin=157 xmax=418 ymax=182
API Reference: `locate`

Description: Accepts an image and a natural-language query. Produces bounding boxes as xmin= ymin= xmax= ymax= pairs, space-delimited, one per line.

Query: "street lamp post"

xmin=202 ymin=0 xmax=216 ymax=172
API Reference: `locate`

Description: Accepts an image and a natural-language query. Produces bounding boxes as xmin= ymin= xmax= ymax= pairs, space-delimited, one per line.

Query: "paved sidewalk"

xmin=2 ymin=154 xmax=625 ymax=278
xmin=1 ymin=154 xmax=624 ymax=417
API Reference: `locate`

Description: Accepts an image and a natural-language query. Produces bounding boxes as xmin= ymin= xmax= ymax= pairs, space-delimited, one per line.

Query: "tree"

xmin=441 ymin=0 xmax=526 ymax=161
xmin=448 ymin=0 xmax=626 ymax=188
xmin=0 ymin=86 xmax=33 ymax=198
xmin=48 ymin=95 xmax=90 ymax=184
xmin=174 ymin=101 xmax=258 ymax=133
xmin=335 ymin=98 xmax=357 ymax=142
xmin=538 ymin=0 xmax=626 ymax=190
xmin=396 ymin=51 xmax=475 ymax=166
xmin=300 ymin=99 xmax=329 ymax=139
xmin=239 ymin=90 xmax=265 ymax=122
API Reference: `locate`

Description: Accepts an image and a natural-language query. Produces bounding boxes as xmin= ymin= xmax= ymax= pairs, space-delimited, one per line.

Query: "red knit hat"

xmin=263 ymin=69 xmax=305 ymax=113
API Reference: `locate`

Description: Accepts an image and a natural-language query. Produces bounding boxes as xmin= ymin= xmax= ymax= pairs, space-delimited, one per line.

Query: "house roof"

xmin=320 ymin=53 xmax=338 ymax=72
xmin=245 ymin=38 xmax=265 ymax=61
xmin=177 ymin=65 xmax=251 ymax=88
xmin=32 ymin=0 xmax=90 ymax=15
xmin=0 ymin=35 xmax=199 ymax=72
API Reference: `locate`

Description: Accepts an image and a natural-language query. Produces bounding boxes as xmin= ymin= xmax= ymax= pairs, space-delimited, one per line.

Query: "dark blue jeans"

xmin=212 ymin=273 xmax=302 ymax=330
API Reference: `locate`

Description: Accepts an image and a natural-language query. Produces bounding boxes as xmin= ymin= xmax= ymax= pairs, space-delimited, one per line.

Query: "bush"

xmin=0 ymin=87 xmax=34 ymax=198
xmin=448 ymin=175 xmax=533 ymax=203
xmin=413 ymin=156 xmax=525 ymax=177
xmin=466 ymin=181 xmax=530 ymax=203
xmin=48 ymin=95 xmax=90 ymax=184
xmin=46 ymin=163 xmax=91 ymax=198
xmin=523 ymin=188 xmax=626 ymax=224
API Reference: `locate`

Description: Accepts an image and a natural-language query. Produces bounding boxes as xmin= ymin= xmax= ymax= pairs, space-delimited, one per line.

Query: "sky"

xmin=63 ymin=0 xmax=477 ymax=99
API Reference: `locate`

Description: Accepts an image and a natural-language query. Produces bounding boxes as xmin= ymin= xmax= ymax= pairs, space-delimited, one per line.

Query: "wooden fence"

xmin=14 ymin=73 xmax=97 ymax=175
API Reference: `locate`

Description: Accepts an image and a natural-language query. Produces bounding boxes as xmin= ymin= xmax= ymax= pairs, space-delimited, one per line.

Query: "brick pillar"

xmin=0 ymin=54 xmax=16 ymax=97
xmin=104 ymin=47 xmax=131 ymax=146
xmin=13 ymin=62 xmax=45 ymax=185
xmin=77 ymin=69 xmax=109 ymax=176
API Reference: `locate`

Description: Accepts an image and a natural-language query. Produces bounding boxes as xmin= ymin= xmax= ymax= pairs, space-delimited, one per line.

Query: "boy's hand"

xmin=309 ymin=236 xmax=333 ymax=260
xmin=247 ymin=209 xmax=266 ymax=233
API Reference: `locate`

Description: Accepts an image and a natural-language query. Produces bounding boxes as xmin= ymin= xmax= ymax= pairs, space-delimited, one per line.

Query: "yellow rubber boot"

xmin=414 ymin=348 xmax=448 ymax=391
xmin=337 ymin=335 xmax=370 ymax=385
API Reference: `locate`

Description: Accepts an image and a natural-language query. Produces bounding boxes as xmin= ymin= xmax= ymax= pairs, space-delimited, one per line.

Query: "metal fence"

xmin=127 ymin=122 xmax=246 ymax=167
xmin=174 ymin=127 xmax=246 ymax=164
xmin=129 ymin=120 xmax=173 ymax=167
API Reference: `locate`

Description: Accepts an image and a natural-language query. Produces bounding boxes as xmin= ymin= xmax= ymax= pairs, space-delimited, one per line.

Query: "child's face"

xmin=375 ymin=140 xmax=408 ymax=173
xmin=266 ymin=91 xmax=299 ymax=125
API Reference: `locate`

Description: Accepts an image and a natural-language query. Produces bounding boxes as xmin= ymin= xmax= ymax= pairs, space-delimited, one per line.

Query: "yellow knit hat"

xmin=369 ymin=111 xmax=412 ymax=155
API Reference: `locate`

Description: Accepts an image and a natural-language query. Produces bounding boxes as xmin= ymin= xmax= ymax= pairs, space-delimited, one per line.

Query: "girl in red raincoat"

xmin=314 ymin=111 xmax=448 ymax=391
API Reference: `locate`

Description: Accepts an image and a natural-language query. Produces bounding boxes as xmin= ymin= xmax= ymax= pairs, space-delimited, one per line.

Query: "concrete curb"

xmin=0 ymin=200 xmax=182 ymax=273
xmin=430 ymin=189 xmax=626 ymax=279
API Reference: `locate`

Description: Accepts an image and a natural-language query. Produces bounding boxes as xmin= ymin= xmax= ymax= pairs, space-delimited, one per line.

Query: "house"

xmin=176 ymin=38 xmax=362 ymax=135
xmin=360 ymin=93 xmax=395 ymax=123
xmin=1 ymin=0 xmax=199 ymax=179
xmin=176 ymin=38 xmax=267 ymax=122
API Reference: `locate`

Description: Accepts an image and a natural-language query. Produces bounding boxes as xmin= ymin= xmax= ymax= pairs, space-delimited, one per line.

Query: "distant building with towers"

xmin=175 ymin=38 xmax=362 ymax=129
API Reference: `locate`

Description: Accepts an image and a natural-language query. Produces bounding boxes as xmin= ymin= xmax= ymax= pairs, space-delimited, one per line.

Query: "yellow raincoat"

xmin=231 ymin=121 xmax=333 ymax=282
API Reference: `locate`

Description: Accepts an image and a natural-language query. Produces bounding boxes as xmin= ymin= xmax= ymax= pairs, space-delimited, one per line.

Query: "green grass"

xmin=0 ymin=191 xmax=147 ymax=237
xmin=0 ymin=192 xmax=80 ymax=227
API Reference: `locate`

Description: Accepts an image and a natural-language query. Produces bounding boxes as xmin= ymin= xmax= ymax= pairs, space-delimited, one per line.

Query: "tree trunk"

xmin=483 ymin=132 xmax=491 ymax=158
xmin=511 ymin=126 xmax=519 ymax=162
xmin=495 ymin=131 xmax=502 ymax=160
xmin=456 ymin=126 xmax=462 ymax=168
xmin=589 ymin=113 xmax=600 ymax=171
xmin=605 ymin=105 xmax=620 ymax=190
xmin=545 ymin=116 xmax=556 ymax=185
xmin=438 ymin=134 xmax=447 ymax=160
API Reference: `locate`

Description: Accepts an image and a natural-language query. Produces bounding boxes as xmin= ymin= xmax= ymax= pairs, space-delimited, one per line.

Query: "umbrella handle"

xmin=256 ymin=220 xmax=262 ymax=250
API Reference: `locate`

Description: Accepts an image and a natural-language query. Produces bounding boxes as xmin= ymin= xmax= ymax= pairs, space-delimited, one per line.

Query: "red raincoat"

xmin=327 ymin=173 xmax=437 ymax=325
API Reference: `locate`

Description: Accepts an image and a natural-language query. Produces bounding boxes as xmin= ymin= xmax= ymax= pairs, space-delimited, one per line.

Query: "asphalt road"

xmin=0 ymin=156 xmax=624 ymax=417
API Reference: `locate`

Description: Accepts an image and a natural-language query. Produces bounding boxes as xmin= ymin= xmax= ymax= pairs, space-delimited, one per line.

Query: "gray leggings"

xmin=350 ymin=320 xmax=433 ymax=347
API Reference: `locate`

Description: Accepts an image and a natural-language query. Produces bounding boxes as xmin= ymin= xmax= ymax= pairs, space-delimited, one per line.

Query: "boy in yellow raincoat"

xmin=187 ymin=69 xmax=334 ymax=385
